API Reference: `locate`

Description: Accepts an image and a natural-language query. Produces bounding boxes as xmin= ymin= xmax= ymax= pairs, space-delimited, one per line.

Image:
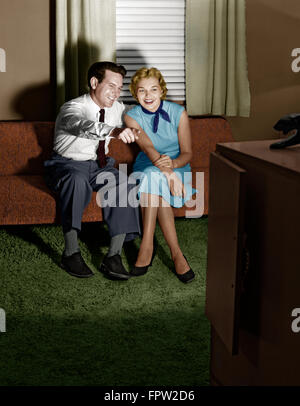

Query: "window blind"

xmin=116 ymin=0 xmax=185 ymax=102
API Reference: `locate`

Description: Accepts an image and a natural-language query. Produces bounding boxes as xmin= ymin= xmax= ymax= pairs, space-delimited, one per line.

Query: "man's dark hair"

xmin=87 ymin=61 xmax=127 ymax=88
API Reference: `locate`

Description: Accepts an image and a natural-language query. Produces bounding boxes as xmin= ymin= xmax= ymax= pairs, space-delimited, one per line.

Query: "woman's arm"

xmin=124 ymin=114 xmax=161 ymax=163
xmin=155 ymin=110 xmax=192 ymax=169
xmin=173 ymin=110 xmax=193 ymax=168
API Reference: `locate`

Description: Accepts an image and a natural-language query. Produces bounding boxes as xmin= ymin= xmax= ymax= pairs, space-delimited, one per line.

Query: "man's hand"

xmin=111 ymin=127 xmax=140 ymax=143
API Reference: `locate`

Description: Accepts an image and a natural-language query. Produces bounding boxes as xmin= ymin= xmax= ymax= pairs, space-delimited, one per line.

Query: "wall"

xmin=228 ymin=0 xmax=300 ymax=141
xmin=0 ymin=0 xmax=53 ymax=120
xmin=0 ymin=0 xmax=300 ymax=141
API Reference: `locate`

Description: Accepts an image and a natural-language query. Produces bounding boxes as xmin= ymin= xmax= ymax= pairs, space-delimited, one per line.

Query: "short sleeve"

xmin=172 ymin=102 xmax=185 ymax=129
xmin=125 ymin=105 xmax=142 ymax=125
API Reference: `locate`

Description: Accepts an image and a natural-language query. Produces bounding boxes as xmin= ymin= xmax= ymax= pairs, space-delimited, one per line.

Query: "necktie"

xmin=140 ymin=101 xmax=171 ymax=133
xmin=98 ymin=109 xmax=106 ymax=167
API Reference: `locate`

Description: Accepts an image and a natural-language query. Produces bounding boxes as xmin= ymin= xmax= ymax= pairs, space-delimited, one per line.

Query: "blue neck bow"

xmin=141 ymin=101 xmax=171 ymax=133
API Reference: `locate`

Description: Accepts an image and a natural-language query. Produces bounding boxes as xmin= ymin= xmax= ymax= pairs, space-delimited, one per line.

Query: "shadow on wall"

xmin=10 ymin=39 xmax=101 ymax=121
xmin=10 ymin=37 xmax=147 ymax=121
xmin=56 ymin=40 xmax=101 ymax=112
xmin=116 ymin=46 xmax=147 ymax=104
xmin=9 ymin=0 xmax=147 ymax=120
xmin=11 ymin=83 xmax=55 ymax=121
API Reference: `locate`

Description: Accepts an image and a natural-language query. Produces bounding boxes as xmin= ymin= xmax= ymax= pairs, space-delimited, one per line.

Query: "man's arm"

xmin=57 ymin=104 xmax=114 ymax=140
xmin=57 ymin=103 xmax=138 ymax=143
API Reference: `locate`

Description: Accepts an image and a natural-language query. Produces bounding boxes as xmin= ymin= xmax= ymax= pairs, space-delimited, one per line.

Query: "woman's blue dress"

xmin=126 ymin=100 xmax=197 ymax=208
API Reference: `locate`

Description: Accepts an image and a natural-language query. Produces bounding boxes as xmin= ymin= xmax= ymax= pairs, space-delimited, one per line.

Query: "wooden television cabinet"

xmin=205 ymin=139 xmax=300 ymax=386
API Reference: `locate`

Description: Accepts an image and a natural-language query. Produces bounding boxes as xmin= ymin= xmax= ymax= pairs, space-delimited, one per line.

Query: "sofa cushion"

xmin=0 ymin=175 xmax=104 ymax=225
xmin=0 ymin=169 xmax=205 ymax=225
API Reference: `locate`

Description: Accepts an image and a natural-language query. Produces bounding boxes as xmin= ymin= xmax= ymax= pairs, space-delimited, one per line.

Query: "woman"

xmin=125 ymin=67 xmax=197 ymax=283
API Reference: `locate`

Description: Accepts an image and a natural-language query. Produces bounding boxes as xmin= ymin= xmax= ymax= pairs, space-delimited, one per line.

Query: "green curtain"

xmin=56 ymin=0 xmax=116 ymax=110
xmin=186 ymin=0 xmax=250 ymax=117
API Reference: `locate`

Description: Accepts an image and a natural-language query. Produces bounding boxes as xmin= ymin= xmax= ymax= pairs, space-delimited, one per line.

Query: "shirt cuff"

xmin=107 ymin=127 xmax=116 ymax=138
xmin=107 ymin=126 xmax=124 ymax=139
xmin=98 ymin=123 xmax=115 ymax=140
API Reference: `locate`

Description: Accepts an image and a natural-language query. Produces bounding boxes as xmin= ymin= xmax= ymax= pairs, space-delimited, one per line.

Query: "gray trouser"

xmin=44 ymin=153 xmax=141 ymax=241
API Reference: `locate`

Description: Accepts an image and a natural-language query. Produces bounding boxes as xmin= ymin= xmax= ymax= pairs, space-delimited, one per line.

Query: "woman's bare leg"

xmin=135 ymin=193 xmax=158 ymax=267
xmin=157 ymin=198 xmax=189 ymax=274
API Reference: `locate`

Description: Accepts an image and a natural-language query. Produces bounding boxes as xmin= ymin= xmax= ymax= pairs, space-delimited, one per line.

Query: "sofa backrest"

xmin=188 ymin=117 xmax=233 ymax=169
xmin=0 ymin=117 xmax=233 ymax=176
xmin=0 ymin=122 xmax=55 ymax=175
xmin=110 ymin=117 xmax=234 ymax=170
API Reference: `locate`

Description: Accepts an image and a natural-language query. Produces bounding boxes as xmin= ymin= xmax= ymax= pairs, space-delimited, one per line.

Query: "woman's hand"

xmin=162 ymin=168 xmax=186 ymax=198
xmin=153 ymin=154 xmax=174 ymax=169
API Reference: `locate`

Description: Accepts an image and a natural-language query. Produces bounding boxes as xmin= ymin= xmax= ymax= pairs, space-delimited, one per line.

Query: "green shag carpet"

xmin=0 ymin=218 xmax=210 ymax=386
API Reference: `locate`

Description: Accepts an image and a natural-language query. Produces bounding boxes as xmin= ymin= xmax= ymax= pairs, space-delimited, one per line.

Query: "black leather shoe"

xmin=172 ymin=255 xmax=195 ymax=283
xmin=130 ymin=244 xmax=157 ymax=277
xmin=60 ymin=252 xmax=94 ymax=278
xmin=99 ymin=254 xmax=130 ymax=280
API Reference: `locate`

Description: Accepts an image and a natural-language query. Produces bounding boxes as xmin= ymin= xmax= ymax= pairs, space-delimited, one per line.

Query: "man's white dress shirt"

xmin=54 ymin=93 xmax=127 ymax=161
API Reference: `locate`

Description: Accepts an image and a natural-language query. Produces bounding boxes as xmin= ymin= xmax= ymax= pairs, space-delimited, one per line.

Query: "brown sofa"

xmin=0 ymin=118 xmax=233 ymax=226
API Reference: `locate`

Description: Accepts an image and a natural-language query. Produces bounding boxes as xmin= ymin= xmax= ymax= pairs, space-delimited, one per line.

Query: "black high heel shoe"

xmin=130 ymin=244 xmax=157 ymax=277
xmin=172 ymin=255 xmax=195 ymax=283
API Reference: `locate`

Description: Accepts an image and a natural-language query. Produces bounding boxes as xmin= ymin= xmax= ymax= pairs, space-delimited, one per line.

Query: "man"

xmin=44 ymin=61 xmax=141 ymax=280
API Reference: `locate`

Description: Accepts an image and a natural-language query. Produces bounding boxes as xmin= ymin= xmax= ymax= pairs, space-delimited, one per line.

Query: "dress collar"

xmin=141 ymin=101 xmax=171 ymax=133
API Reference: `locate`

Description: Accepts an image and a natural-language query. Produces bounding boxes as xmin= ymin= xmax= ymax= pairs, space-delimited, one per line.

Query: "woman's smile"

xmin=137 ymin=77 xmax=163 ymax=112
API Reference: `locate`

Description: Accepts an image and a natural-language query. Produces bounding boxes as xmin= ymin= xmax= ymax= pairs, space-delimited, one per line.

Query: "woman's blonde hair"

xmin=129 ymin=67 xmax=168 ymax=101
